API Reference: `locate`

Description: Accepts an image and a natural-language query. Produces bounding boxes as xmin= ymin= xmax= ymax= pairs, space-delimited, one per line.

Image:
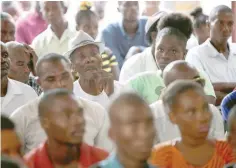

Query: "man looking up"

xmin=25 ymin=89 xmax=108 ymax=168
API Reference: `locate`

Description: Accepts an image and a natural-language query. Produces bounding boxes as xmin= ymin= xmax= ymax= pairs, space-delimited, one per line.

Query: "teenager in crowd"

xmin=150 ymin=80 xmax=236 ymax=167
xmin=126 ymin=13 xmax=216 ymax=105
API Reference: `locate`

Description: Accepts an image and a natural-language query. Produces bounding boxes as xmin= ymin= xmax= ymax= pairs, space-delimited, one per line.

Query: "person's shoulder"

xmin=129 ymin=71 xmax=162 ymax=82
xmin=10 ymin=97 xmax=39 ymax=118
xmin=24 ymin=142 xmax=45 ymax=167
xmin=215 ymin=140 xmax=235 ymax=160
xmin=139 ymin=16 xmax=148 ymax=24
xmin=101 ymin=21 xmax=120 ymax=34
xmin=9 ymin=79 xmax=36 ymax=93
xmin=31 ymin=28 xmax=48 ymax=44
xmin=77 ymin=97 xmax=106 ymax=114
xmin=82 ymin=143 xmax=109 ymax=163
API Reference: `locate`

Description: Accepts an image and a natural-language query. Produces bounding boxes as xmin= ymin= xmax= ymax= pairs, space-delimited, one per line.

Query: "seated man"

xmin=186 ymin=5 xmax=236 ymax=105
xmin=10 ymin=53 xmax=113 ymax=154
xmin=92 ymin=92 xmax=156 ymax=168
xmin=1 ymin=42 xmax=38 ymax=116
xmin=66 ymin=30 xmax=123 ymax=108
xmin=150 ymin=61 xmax=225 ymax=143
xmin=126 ymin=13 xmax=216 ymax=105
xmin=6 ymin=41 xmax=42 ymax=95
xmin=24 ymin=89 xmax=108 ymax=168
xmin=1 ymin=12 xmax=15 ymax=43
xmin=98 ymin=1 xmax=148 ymax=68
xmin=31 ymin=1 xmax=76 ymax=57
xmin=1 ymin=115 xmax=22 ymax=159
xmin=119 ymin=11 xmax=167 ymax=83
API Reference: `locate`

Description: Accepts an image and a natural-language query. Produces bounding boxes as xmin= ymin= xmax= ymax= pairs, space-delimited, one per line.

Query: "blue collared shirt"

xmin=93 ymin=153 xmax=156 ymax=168
xmin=98 ymin=17 xmax=148 ymax=68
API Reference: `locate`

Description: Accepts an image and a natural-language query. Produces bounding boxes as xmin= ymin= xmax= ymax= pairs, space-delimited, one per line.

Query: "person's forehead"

xmin=216 ymin=12 xmax=234 ymax=21
xmin=40 ymin=60 xmax=70 ymax=75
xmin=43 ymin=1 xmax=61 ymax=8
xmin=113 ymin=104 xmax=151 ymax=123
xmin=157 ymin=35 xmax=184 ymax=47
xmin=1 ymin=19 xmax=15 ymax=29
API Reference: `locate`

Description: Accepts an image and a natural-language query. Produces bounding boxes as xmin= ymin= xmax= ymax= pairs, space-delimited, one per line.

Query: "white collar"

xmin=45 ymin=24 xmax=74 ymax=44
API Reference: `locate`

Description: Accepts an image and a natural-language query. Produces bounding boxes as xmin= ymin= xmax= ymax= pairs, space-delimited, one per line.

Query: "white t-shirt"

xmin=150 ymin=100 xmax=225 ymax=144
xmin=119 ymin=47 xmax=159 ymax=84
xmin=73 ymin=80 xmax=123 ymax=108
xmin=31 ymin=25 xmax=76 ymax=57
xmin=186 ymin=39 xmax=236 ymax=83
xmin=10 ymin=96 xmax=113 ymax=154
xmin=1 ymin=79 xmax=38 ymax=116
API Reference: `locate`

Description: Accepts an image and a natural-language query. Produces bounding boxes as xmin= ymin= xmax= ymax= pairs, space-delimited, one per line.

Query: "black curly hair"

xmin=190 ymin=7 xmax=209 ymax=29
xmin=157 ymin=13 xmax=193 ymax=40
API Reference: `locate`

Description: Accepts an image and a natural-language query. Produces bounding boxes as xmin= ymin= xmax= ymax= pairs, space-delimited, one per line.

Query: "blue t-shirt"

xmin=221 ymin=91 xmax=236 ymax=121
xmin=98 ymin=17 xmax=148 ymax=68
xmin=93 ymin=153 xmax=156 ymax=168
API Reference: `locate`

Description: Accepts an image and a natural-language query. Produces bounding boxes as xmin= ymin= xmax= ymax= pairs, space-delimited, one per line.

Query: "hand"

xmin=23 ymin=44 xmax=38 ymax=76
xmin=95 ymin=70 xmax=114 ymax=96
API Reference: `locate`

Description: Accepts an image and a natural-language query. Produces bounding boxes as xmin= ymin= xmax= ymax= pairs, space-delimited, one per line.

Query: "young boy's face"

xmin=228 ymin=121 xmax=236 ymax=155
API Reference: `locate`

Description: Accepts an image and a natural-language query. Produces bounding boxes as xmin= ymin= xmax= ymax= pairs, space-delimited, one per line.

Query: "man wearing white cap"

xmin=66 ymin=30 xmax=123 ymax=108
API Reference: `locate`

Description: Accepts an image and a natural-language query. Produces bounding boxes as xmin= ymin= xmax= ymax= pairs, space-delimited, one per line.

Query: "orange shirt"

xmin=24 ymin=141 xmax=108 ymax=168
xmin=150 ymin=140 xmax=236 ymax=168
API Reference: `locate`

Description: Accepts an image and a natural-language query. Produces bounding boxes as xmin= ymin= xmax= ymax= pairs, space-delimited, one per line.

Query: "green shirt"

xmin=126 ymin=70 xmax=216 ymax=104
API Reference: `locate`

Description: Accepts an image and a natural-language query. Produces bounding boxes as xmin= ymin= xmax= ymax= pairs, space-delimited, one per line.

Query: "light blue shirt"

xmin=94 ymin=153 xmax=156 ymax=168
xmin=98 ymin=17 xmax=148 ymax=68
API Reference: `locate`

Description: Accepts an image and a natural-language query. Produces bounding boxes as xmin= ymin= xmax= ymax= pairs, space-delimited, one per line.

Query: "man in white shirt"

xmin=119 ymin=11 xmax=167 ymax=84
xmin=31 ymin=1 xmax=76 ymax=57
xmin=65 ymin=30 xmax=122 ymax=108
xmin=150 ymin=61 xmax=225 ymax=143
xmin=1 ymin=42 xmax=38 ymax=117
xmin=10 ymin=53 xmax=113 ymax=154
xmin=186 ymin=5 xmax=236 ymax=105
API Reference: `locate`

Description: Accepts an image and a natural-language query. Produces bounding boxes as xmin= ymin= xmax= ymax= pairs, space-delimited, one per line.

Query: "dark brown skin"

xmin=40 ymin=94 xmax=85 ymax=167
xmin=210 ymin=11 xmax=235 ymax=104
xmin=163 ymin=61 xmax=216 ymax=105
xmin=1 ymin=19 xmax=15 ymax=43
xmin=169 ymin=88 xmax=214 ymax=166
xmin=118 ymin=1 xmax=140 ymax=38
xmin=76 ymin=16 xmax=120 ymax=80
xmin=41 ymin=1 xmax=67 ymax=39
xmin=109 ymin=93 xmax=156 ymax=168
xmin=71 ymin=45 xmax=114 ymax=96
xmin=1 ymin=43 xmax=10 ymax=97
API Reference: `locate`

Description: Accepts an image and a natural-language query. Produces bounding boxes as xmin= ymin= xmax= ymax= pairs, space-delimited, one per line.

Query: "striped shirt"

xmin=101 ymin=49 xmax=118 ymax=73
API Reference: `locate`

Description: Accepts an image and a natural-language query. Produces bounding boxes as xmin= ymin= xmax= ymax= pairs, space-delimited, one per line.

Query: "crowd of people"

xmin=1 ymin=1 xmax=236 ymax=168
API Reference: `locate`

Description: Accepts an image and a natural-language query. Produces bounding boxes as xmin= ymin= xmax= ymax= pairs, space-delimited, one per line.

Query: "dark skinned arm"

xmin=213 ymin=82 xmax=236 ymax=105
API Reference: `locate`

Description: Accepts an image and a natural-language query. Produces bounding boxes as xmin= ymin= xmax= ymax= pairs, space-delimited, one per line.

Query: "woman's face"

xmin=76 ymin=16 xmax=99 ymax=39
xmin=169 ymin=89 xmax=212 ymax=141
xmin=155 ymin=35 xmax=186 ymax=71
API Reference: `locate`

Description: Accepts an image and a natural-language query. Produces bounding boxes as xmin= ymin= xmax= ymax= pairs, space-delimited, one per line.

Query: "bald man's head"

xmin=163 ymin=60 xmax=203 ymax=87
xmin=5 ymin=41 xmax=31 ymax=82
xmin=108 ymin=92 xmax=156 ymax=161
